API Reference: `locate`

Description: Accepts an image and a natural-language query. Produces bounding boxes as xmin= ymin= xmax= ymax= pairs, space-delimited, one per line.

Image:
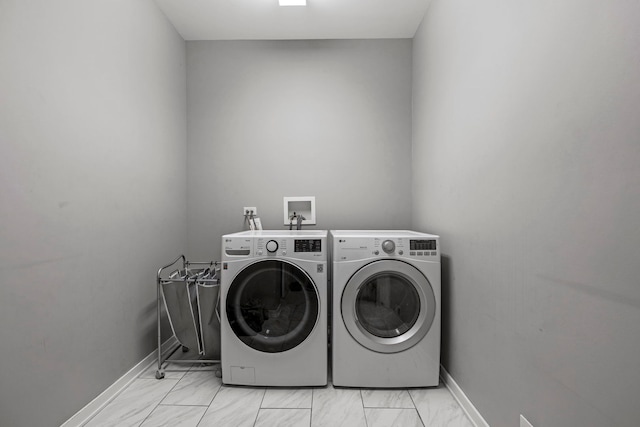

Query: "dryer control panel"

xmin=333 ymin=236 xmax=438 ymax=262
xmin=409 ymin=239 xmax=438 ymax=258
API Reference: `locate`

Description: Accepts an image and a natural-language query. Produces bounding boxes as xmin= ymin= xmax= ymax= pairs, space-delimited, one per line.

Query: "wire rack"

xmin=155 ymin=255 xmax=221 ymax=379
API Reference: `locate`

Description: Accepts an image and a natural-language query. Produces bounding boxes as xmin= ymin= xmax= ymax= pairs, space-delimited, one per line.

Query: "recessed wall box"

xmin=283 ymin=196 xmax=316 ymax=226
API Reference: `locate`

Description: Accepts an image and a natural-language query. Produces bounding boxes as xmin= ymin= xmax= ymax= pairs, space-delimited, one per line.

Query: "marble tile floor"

xmin=82 ymin=364 xmax=474 ymax=427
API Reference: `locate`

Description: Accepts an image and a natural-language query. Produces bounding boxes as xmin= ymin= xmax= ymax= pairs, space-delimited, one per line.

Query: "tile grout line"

xmin=308 ymin=390 xmax=312 ymax=427
xmin=206 ymin=378 xmax=223 ymax=409
xmin=310 ymin=387 xmax=317 ymax=426
xmin=196 ymin=382 xmax=234 ymax=427
xmin=251 ymin=388 xmax=267 ymax=427
xmin=360 ymin=389 xmax=370 ymax=427
xmin=407 ymin=388 xmax=427 ymax=427
xmin=194 ymin=403 xmax=207 ymax=427
xmin=137 ymin=363 xmax=185 ymax=427
xmin=157 ymin=403 xmax=214 ymax=407
xmin=139 ymin=362 xmax=218 ymax=426
xmin=308 ymin=389 xmax=312 ymax=427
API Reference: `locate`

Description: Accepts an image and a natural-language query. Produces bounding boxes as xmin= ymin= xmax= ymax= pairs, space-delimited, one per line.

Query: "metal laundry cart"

xmin=155 ymin=255 xmax=221 ymax=379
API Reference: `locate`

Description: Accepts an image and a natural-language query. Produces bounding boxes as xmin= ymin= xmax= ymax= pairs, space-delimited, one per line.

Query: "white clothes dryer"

xmin=331 ymin=230 xmax=441 ymax=388
xmin=220 ymin=230 xmax=328 ymax=386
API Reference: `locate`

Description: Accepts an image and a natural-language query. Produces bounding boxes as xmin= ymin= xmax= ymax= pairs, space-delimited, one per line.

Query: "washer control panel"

xmin=223 ymin=231 xmax=327 ymax=260
xmin=254 ymin=237 xmax=324 ymax=260
xmin=223 ymin=237 xmax=252 ymax=256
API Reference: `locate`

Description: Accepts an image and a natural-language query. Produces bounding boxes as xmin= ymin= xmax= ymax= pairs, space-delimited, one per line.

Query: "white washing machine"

xmin=220 ymin=230 xmax=328 ymax=386
xmin=331 ymin=230 xmax=441 ymax=388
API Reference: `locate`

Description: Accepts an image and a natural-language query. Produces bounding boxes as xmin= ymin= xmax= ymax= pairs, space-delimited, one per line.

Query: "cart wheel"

xmin=155 ymin=370 xmax=165 ymax=379
xmin=182 ymin=346 xmax=189 ymax=352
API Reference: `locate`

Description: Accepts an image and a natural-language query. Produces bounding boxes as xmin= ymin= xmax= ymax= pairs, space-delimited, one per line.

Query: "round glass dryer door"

xmin=341 ymin=260 xmax=436 ymax=354
xmin=226 ymin=259 xmax=319 ymax=353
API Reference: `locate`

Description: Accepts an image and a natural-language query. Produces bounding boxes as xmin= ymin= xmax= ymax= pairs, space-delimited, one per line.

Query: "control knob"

xmin=381 ymin=240 xmax=396 ymax=254
xmin=265 ymin=240 xmax=279 ymax=253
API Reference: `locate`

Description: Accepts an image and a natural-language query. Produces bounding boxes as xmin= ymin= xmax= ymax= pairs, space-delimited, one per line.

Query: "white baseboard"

xmin=61 ymin=337 xmax=178 ymax=427
xmin=440 ymin=365 xmax=490 ymax=427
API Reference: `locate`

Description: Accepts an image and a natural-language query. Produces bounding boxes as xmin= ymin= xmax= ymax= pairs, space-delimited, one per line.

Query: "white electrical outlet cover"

xmin=243 ymin=206 xmax=257 ymax=216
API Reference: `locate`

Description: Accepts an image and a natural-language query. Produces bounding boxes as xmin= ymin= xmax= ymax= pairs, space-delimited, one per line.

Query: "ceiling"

xmin=153 ymin=0 xmax=432 ymax=41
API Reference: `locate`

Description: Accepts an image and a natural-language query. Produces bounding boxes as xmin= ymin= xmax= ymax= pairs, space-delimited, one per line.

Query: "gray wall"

xmin=412 ymin=1 xmax=640 ymax=426
xmin=187 ymin=40 xmax=413 ymax=261
xmin=0 ymin=1 xmax=186 ymax=426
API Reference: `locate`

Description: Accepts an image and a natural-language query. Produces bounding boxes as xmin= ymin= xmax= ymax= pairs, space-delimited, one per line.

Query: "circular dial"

xmin=381 ymin=240 xmax=396 ymax=254
xmin=265 ymin=240 xmax=279 ymax=253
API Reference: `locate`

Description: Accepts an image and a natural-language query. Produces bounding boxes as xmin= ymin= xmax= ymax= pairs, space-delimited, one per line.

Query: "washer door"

xmin=226 ymin=259 xmax=319 ymax=353
xmin=341 ymin=260 xmax=436 ymax=354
